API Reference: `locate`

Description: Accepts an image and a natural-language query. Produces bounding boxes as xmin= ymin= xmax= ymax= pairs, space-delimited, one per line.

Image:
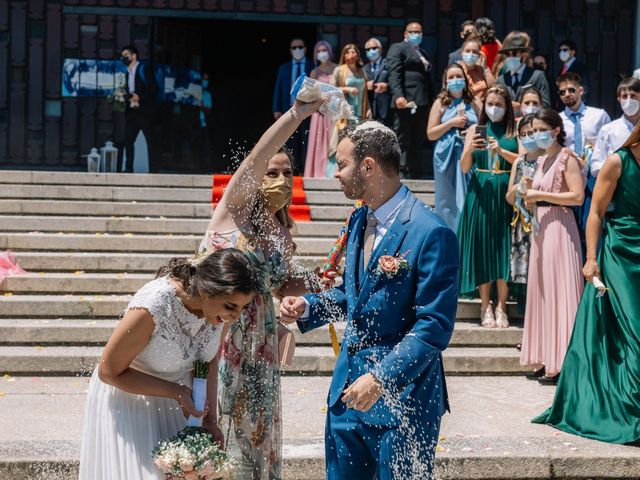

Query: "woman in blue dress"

xmin=427 ymin=62 xmax=480 ymax=231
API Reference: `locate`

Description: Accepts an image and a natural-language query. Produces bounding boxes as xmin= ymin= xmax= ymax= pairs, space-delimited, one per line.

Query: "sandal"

xmin=481 ymin=305 xmax=496 ymax=328
xmin=495 ymin=306 xmax=509 ymax=328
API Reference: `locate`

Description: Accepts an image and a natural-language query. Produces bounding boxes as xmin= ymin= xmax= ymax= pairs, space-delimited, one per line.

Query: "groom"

xmin=280 ymin=122 xmax=459 ymax=479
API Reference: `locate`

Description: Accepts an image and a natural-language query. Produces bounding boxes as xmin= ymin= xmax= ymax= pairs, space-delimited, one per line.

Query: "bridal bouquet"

xmin=152 ymin=361 xmax=237 ymax=479
xmin=106 ymin=83 xmax=128 ymax=113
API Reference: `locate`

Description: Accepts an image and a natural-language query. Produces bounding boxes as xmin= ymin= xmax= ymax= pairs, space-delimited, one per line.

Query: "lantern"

xmin=100 ymin=141 xmax=119 ymax=173
xmin=87 ymin=147 xmax=101 ymax=172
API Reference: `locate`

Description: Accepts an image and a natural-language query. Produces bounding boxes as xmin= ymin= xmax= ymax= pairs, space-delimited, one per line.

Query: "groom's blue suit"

xmin=299 ymin=187 xmax=459 ymax=479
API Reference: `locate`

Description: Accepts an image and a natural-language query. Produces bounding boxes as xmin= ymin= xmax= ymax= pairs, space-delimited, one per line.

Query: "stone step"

xmin=13 ymin=252 xmax=326 ymax=273
xmin=0 ymin=199 xmax=355 ymax=220
xmin=0 ymin=319 xmax=523 ymax=347
xmin=1 ymin=376 xmax=638 ymax=480
xmin=0 ymin=345 xmax=527 ymax=375
xmin=0 ymin=184 xmax=433 ymax=207
xmin=0 ymin=216 xmax=344 ymax=237
xmin=0 ymin=233 xmax=334 ymax=255
xmin=0 ymin=295 xmax=517 ymax=320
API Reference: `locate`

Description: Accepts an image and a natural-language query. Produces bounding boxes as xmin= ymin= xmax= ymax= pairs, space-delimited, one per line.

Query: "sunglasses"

xmin=290 ymin=46 xmax=305 ymax=50
xmin=558 ymin=87 xmax=578 ymax=96
xmin=559 ymin=47 xmax=570 ymax=52
xmin=365 ymin=47 xmax=379 ymax=52
xmin=519 ymin=131 xmax=535 ymax=139
xmin=505 ymin=50 xmax=524 ymax=57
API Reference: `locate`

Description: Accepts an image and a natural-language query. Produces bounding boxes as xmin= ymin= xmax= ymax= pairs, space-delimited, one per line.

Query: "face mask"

xmin=291 ymin=48 xmax=305 ymax=61
xmin=505 ymin=57 xmax=521 ymax=74
xmin=462 ymin=52 xmax=479 ymax=66
xmin=366 ymin=49 xmax=380 ymax=62
xmin=485 ymin=105 xmax=505 ymax=123
xmin=521 ymin=104 xmax=540 ymax=115
xmin=316 ymin=51 xmax=330 ymax=63
xmin=121 ymin=56 xmax=131 ymax=66
xmin=447 ymin=78 xmax=466 ymax=94
xmin=521 ymin=135 xmax=539 ymax=152
xmin=262 ymin=175 xmax=293 ymax=213
xmin=406 ymin=33 xmax=422 ymax=47
xmin=535 ymin=131 xmax=555 ymax=149
xmin=559 ymin=50 xmax=571 ymax=62
xmin=621 ymin=98 xmax=640 ymax=116
xmin=202 ymin=80 xmax=209 ymax=88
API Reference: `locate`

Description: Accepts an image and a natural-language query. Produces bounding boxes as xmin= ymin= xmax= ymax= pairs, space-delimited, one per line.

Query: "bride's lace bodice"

xmin=126 ymin=276 xmax=222 ymax=383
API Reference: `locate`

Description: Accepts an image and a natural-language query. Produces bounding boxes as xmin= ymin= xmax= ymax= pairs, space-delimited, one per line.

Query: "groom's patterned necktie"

xmin=363 ymin=211 xmax=378 ymax=271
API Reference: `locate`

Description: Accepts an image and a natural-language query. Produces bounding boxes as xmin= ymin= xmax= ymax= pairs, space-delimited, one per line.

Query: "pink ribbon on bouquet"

xmin=0 ymin=250 xmax=27 ymax=287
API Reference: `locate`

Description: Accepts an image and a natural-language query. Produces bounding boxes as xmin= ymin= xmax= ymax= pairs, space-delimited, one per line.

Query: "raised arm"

xmin=460 ymin=124 xmax=479 ymax=173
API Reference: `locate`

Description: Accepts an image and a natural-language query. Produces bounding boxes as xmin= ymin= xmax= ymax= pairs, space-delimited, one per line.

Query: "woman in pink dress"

xmin=304 ymin=41 xmax=336 ymax=177
xmin=520 ymin=107 xmax=585 ymax=385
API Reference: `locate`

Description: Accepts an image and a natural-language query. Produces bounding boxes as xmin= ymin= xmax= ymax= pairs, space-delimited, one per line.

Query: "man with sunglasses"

xmin=363 ymin=38 xmax=392 ymax=126
xmin=556 ymin=39 xmax=589 ymax=106
xmin=495 ymin=33 xmax=551 ymax=111
xmin=272 ymin=38 xmax=313 ymax=171
xmin=557 ymin=72 xmax=611 ymax=251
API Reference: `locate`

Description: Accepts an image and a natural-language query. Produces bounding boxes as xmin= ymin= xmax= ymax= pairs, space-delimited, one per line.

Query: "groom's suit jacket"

xmin=299 ymin=190 xmax=459 ymax=427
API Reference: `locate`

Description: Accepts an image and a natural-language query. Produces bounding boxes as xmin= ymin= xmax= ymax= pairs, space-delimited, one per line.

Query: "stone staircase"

xmin=0 ymin=170 xmax=526 ymax=377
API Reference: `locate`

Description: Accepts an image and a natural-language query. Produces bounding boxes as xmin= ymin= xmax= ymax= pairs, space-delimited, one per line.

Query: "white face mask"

xmin=559 ymin=50 xmax=571 ymax=63
xmin=316 ymin=51 xmax=330 ymax=63
xmin=291 ymin=48 xmax=305 ymax=61
xmin=521 ymin=104 xmax=540 ymax=116
xmin=485 ymin=105 xmax=506 ymax=123
xmin=621 ymin=98 xmax=640 ymax=117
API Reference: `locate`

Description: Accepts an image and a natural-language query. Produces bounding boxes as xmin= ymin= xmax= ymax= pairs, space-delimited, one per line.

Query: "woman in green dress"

xmin=459 ymin=85 xmax=521 ymax=328
xmin=532 ymin=123 xmax=640 ymax=444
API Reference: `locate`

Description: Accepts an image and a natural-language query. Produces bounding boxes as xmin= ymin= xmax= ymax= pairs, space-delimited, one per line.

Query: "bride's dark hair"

xmin=156 ymin=248 xmax=259 ymax=297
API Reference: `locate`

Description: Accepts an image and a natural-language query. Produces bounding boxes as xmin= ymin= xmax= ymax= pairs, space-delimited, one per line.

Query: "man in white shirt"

xmin=591 ymin=77 xmax=640 ymax=176
xmin=557 ymin=72 xmax=610 ymax=158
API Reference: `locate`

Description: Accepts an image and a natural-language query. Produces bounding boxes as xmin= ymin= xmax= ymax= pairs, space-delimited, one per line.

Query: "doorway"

xmin=153 ymin=18 xmax=318 ymax=173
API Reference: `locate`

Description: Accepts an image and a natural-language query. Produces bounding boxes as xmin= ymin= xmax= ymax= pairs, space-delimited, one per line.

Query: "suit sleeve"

xmin=386 ymin=44 xmax=405 ymax=103
xmin=138 ymin=64 xmax=157 ymax=106
xmin=534 ymin=71 xmax=551 ymax=107
xmin=297 ymin=283 xmax=348 ymax=334
xmin=272 ymin=65 xmax=283 ymax=113
xmin=371 ymin=225 xmax=459 ymax=392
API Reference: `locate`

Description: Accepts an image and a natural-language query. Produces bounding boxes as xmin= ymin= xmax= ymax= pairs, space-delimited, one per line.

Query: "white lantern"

xmin=87 ymin=147 xmax=101 ymax=172
xmin=100 ymin=141 xmax=119 ymax=173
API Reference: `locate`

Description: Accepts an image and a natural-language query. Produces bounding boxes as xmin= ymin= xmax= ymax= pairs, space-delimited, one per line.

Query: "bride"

xmin=79 ymin=248 xmax=259 ymax=480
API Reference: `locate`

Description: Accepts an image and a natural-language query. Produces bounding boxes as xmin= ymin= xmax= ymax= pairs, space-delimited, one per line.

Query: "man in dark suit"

xmin=495 ymin=33 xmax=551 ymax=111
xmin=272 ymin=38 xmax=313 ymax=173
xmin=556 ymin=39 xmax=590 ymax=106
xmin=447 ymin=20 xmax=475 ymax=65
xmin=119 ymin=45 xmax=159 ymax=173
xmin=363 ymin=38 xmax=392 ymax=127
xmin=387 ymin=22 xmax=435 ymax=179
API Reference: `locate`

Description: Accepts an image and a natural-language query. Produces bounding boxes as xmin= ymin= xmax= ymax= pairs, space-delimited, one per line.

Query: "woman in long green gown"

xmin=532 ymin=124 xmax=640 ymax=444
xmin=458 ymin=85 xmax=521 ymax=328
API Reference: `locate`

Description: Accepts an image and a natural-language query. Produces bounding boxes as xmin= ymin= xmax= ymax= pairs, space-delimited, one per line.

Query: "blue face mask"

xmin=202 ymin=80 xmax=209 ymax=88
xmin=407 ymin=33 xmax=423 ymax=47
xmin=521 ymin=135 xmax=539 ymax=152
xmin=366 ymin=49 xmax=380 ymax=62
xmin=462 ymin=52 xmax=479 ymax=66
xmin=447 ymin=78 xmax=466 ymax=94
xmin=505 ymin=56 xmax=521 ymax=73
xmin=535 ymin=131 xmax=555 ymax=149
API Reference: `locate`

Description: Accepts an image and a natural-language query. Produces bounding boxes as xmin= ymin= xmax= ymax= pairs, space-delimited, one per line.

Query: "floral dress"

xmin=200 ymin=229 xmax=289 ymax=480
xmin=510 ymin=156 xmax=538 ymax=283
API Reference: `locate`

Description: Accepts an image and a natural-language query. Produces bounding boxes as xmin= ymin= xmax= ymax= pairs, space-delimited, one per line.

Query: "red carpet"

xmin=211 ymin=174 xmax=311 ymax=222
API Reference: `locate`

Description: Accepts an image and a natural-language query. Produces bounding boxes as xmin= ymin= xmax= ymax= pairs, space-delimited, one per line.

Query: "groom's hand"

xmin=279 ymin=296 xmax=306 ymax=324
xmin=342 ymin=373 xmax=383 ymax=412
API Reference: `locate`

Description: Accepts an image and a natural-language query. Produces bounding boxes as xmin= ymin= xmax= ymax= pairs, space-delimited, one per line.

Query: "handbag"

xmin=277 ymin=322 xmax=296 ymax=367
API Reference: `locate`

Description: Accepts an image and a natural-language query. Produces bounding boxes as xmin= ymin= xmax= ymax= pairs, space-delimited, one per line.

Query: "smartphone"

xmin=476 ymin=124 xmax=487 ymax=141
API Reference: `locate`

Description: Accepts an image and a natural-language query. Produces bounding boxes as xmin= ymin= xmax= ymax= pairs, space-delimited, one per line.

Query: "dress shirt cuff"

xmin=300 ymin=297 xmax=311 ymax=320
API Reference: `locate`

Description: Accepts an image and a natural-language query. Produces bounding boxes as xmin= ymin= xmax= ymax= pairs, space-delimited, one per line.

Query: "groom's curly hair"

xmin=339 ymin=121 xmax=401 ymax=176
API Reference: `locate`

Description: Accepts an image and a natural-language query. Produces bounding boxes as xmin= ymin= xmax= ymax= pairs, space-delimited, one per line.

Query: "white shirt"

xmin=591 ymin=115 xmax=636 ymax=176
xmin=127 ymin=61 xmax=139 ymax=94
xmin=560 ymin=103 xmax=611 ymax=154
xmin=300 ymin=184 xmax=409 ymax=318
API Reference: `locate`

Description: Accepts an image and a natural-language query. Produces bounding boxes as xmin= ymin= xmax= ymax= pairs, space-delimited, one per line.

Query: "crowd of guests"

xmin=272 ymin=18 xmax=640 ymax=445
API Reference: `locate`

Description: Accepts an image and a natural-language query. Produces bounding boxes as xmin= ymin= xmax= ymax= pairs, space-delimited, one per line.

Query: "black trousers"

xmin=120 ymin=110 xmax=158 ymax=173
xmin=285 ymin=117 xmax=310 ymax=174
xmin=394 ymin=106 xmax=429 ymax=179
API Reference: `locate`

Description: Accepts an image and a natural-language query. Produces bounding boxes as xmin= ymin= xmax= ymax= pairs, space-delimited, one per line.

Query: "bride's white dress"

xmin=79 ymin=276 xmax=223 ymax=480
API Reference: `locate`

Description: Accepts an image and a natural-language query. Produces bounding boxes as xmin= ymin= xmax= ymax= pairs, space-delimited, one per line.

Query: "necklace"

xmin=542 ymin=150 xmax=561 ymax=175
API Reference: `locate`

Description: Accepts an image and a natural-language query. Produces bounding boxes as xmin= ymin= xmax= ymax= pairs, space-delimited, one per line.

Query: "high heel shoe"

xmin=495 ymin=306 xmax=509 ymax=328
xmin=525 ymin=366 xmax=545 ymax=380
xmin=481 ymin=305 xmax=496 ymax=328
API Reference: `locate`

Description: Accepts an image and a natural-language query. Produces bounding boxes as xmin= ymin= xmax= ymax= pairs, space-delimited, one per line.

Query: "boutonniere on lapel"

xmin=376 ymin=251 xmax=410 ymax=278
